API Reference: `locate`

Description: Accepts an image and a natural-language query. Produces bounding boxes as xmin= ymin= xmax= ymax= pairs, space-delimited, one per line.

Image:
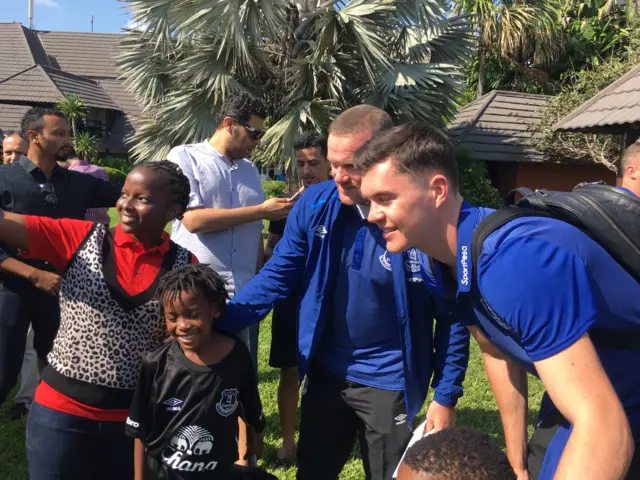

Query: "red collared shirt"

xmin=23 ymin=216 xmax=197 ymax=295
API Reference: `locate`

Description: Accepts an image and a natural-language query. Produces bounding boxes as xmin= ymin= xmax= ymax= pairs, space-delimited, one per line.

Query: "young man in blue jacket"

xmin=219 ymin=106 xmax=470 ymax=480
xmin=356 ymin=121 xmax=640 ymax=480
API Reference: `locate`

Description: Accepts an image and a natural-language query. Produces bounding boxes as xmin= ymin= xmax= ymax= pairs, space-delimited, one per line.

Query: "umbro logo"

xmin=164 ymin=398 xmax=183 ymax=412
xmin=394 ymin=414 xmax=407 ymax=425
xmin=315 ymin=225 xmax=328 ymax=238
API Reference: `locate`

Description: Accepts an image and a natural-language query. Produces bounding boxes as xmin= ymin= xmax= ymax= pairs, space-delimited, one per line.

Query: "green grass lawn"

xmin=0 ymin=210 xmax=544 ymax=479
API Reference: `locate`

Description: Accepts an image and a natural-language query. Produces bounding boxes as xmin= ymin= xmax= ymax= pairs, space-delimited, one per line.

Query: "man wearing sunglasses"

xmin=168 ymin=91 xmax=292 ymax=465
xmin=0 ymin=108 xmax=122 ymax=415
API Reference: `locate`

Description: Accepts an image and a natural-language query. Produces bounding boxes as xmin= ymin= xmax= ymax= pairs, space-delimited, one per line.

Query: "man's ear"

xmin=430 ymin=174 xmax=449 ymax=208
xmin=26 ymin=130 xmax=39 ymax=145
xmin=222 ymin=116 xmax=235 ymax=134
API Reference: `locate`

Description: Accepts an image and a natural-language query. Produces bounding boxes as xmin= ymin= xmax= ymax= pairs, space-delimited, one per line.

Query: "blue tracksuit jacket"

xmin=218 ymin=181 xmax=469 ymax=422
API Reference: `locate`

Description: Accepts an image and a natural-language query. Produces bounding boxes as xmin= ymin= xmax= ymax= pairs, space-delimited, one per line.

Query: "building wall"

xmin=488 ymin=161 xmax=617 ymax=198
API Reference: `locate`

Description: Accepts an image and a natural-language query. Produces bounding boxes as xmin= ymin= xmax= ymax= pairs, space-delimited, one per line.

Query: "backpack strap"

xmin=471 ymin=207 xmax=553 ymax=276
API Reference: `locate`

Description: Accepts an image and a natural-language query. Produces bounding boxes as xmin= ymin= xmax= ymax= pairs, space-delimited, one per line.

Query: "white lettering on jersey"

xmin=163 ymin=425 xmax=217 ymax=473
xmin=126 ymin=417 xmax=139 ymax=428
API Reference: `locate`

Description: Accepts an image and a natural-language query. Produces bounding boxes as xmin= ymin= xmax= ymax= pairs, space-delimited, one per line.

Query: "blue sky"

xmin=0 ymin=0 xmax=129 ymax=34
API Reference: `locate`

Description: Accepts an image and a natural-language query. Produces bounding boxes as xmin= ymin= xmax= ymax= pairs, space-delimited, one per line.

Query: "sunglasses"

xmin=234 ymin=119 xmax=265 ymax=141
xmin=39 ymin=182 xmax=58 ymax=208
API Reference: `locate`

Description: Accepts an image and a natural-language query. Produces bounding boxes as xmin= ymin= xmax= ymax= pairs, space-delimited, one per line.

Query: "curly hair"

xmin=215 ymin=91 xmax=268 ymax=127
xmin=155 ymin=264 xmax=229 ymax=317
xmin=402 ymin=427 xmax=515 ymax=480
xmin=135 ymin=160 xmax=191 ymax=218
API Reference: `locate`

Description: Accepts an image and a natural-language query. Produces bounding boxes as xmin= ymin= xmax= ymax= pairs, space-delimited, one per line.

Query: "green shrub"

xmin=262 ymin=180 xmax=286 ymax=199
xmin=457 ymin=147 xmax=503 ymax=209
xmin=102 ymin=166 xmax=127 ymax=183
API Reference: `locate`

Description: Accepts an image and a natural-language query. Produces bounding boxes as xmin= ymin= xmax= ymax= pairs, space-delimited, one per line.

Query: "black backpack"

xmin=470 ymin=182 xmax=640 ymax=350
xmin=472 ymin=182 xmax=640 ymax=283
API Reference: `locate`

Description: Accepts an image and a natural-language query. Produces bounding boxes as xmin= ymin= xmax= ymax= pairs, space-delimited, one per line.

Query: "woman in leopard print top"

xmin=0 ymin=161 xmax=197 ymax=480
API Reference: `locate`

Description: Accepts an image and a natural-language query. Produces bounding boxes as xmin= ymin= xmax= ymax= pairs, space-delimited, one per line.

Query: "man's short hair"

xmin=2 ymin=130 xmax=25 ymax=141
xmin=403 ymin=427 xmax=514 ymax=480
xmin=622 ymin=141 xmax=640 ymax=170
xmin=353 ymin=121 xmax=459 ymax=192
xmin=294 ymin=131 xmax=327 ymax=157
xmin=21 ymin=108 xmax=66 ymax=137
xmin=216 ymin=91 xmax=268 ymax=127
xmin=328 ymin=105 xmax=393 ymax=138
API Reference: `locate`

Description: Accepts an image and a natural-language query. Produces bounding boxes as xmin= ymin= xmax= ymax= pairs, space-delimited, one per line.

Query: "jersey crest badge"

xmin=216 ymin=388 xmax=239 ymax=417
xmin=379 ymin=250 xmax=392 ymax=271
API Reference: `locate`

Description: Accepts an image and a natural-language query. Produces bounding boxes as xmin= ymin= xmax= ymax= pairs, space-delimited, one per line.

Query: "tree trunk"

xmin=477 ymin=51 xmax=485 ymax=98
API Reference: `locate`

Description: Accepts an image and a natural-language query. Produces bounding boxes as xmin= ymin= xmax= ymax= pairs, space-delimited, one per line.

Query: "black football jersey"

xmin=125 ymin=336 xmax=265 ymax=479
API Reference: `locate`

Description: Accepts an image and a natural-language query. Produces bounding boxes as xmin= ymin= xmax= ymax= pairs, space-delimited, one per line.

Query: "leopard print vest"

xmin=47 ymin=224 xmax=191 ymax=391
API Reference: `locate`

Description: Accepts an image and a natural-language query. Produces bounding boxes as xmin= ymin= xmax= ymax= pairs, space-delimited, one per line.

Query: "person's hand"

xmin=260 ymin=197 xmax=292 ymax=221
xmin=247 ymin=428 xmax=264 ymax=458
xmin=515 ymin=469 xmax=529 ymax=480
xmin=425 ymin=400 xmax=456 ymax=434
xmin=29 ymin=269 xmax=63 ymax=296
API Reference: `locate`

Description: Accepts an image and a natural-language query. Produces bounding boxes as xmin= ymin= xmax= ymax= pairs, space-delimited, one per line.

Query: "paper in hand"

xmin=392 ymin=420 xmax=435 ymax=478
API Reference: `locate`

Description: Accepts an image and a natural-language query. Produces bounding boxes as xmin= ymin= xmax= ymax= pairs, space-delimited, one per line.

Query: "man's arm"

xmin=167 ymin=146 xmax=291 ymax=234
xmin=0 ymin=257 xmax=62 ymax=295
xmin=87 ymin=175 xmax=122 ymax=209
xmin=427 ymin=302 xmax=471 ymax=432
xmin=471 ymin=326 xmax=529 ymax=479
xmin=536 ymin=335 xmax=633 ymax=480
xmin=218 ymin=200 xmax=309 ymax=333
xmin=180 ymin=198 xmax=291 ymax=234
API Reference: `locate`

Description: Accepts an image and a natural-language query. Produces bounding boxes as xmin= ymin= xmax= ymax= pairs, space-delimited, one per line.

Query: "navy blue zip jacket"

xmin=218 ymin=181 xmax=469 ymax=422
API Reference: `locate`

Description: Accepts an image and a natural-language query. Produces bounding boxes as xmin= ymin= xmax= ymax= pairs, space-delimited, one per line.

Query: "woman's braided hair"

xmin=136 ymin=160 xmax=191 ymax=219
xmin=156 ymin=264 xmax=230 ymax=317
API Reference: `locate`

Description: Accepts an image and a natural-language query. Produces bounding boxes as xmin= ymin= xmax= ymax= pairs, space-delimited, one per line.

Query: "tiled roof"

xmin=45 ymin=67 xmax=119 ymax=110
xmin=37 ymin=31 xmax=125 ymax=78
xmin=0 ymin=24 xmax=37 ymax=80
xmin=0 ymin=104 xmax=30 ymax=132
xmin=0 ymin=66 xmax=119 ymax=110
xmin=0 ymin=66 xmax=60 ymax=104
xmin=98 ymin=78 xmax=141 ymax=123
xmin=448 ymin=90 xmax=551 ymax=163
xmin=553 ymin=64 xmax=640 ymax=133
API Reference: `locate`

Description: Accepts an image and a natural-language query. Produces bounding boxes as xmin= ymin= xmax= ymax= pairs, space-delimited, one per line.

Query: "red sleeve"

xmin=191 ymin=254 xmax=199 ymax=264
xmin=22 ymin=216 xmax=94 ymax=271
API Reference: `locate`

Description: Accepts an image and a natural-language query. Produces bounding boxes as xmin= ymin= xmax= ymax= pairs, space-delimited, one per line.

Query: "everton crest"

xmin=216 ymin=388 xmax=239 ymax=417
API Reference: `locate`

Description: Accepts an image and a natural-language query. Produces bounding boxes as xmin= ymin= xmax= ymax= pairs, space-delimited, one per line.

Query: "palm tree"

xmin=72 ymin=131 xmax=100 ymax=162
xmin=455 ymin=0 xmax=563 ymax=98
xmin=55 ymin=94 xmax=89 ymax=139
xmin=119 ymin=0 xmax=476 ymax=166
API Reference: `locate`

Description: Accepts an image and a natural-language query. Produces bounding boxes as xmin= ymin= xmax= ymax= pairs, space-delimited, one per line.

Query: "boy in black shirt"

xmin=126 ymin=264 xmax=271 ymax=479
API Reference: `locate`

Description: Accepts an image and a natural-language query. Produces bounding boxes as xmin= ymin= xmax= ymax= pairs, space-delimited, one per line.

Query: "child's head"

xmin=156 ymin=264 xmax=229 ymax=351
xmin=397 ymin=427 xmax=515 ymax=480
xmin=116 ymin=160 xmax=190 ymax=241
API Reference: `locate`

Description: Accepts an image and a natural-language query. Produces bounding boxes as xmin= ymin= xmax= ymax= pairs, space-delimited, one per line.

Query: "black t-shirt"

xmin=267 ymin=218 xmax=286 ymax=236
xmin=125 ymin=337 xmax=265 ymax=479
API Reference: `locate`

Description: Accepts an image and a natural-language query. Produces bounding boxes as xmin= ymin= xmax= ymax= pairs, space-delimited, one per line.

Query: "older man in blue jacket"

xmin=219 ymin=106 xmax=470 ymax=480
